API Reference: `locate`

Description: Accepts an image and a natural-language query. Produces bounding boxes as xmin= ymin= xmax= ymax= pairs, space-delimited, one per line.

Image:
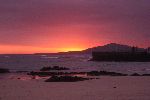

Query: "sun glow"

xmin=0 ymin=44 xmax=57 ymax=54
xmin=0 ymin=44 xmax=87 ymax=54
xmin=59 ymin=47 xmax=84 ymax=52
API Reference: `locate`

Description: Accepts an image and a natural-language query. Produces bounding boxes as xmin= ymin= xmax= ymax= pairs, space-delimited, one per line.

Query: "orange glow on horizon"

xmin=0 ymin=44 xmax=87 ymax=54
xmin=58 ymin=47 xmax=84 ymax=52
xmin=0 ymin=44 xmax=54 ymax=54
xmin=0 ymin=23 xmax=106 ymax=54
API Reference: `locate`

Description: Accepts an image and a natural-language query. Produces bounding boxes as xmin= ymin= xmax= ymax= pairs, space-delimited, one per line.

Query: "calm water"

xmin=0 ymin=54 xmax=150 ymax=74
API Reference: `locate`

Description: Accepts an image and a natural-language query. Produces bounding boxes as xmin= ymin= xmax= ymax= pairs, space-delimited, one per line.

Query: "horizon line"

xmin=0 ymin=42 xmax=149 ymax=54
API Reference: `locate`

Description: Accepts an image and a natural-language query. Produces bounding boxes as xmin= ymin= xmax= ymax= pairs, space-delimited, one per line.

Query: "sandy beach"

xmin=0 ymin=76 xmax=150 ymax=100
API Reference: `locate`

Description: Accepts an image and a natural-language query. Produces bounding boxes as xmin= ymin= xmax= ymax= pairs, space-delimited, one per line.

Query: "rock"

xmin=87 ymin=71 xmax=127 ymax=76
xmin=28 ymin=71 xmax=87 ymax=77
xmin=0 ymin=68 xmax=10 ymax=73
xmin=130 ymin=73 xmax=141 ymax=76
xmin=45 ymin=76 xmax=90 ymax=82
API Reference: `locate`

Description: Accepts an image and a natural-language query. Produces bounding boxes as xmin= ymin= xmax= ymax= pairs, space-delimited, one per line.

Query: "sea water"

xmin=0 ymin=54 xmax=150 ymax=74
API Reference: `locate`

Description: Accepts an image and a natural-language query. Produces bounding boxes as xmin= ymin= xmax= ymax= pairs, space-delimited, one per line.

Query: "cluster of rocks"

xmin=28 ymin=70 xmax=128 ymax=77
xmin=28 ymin=71 xmax=86 ymax=77
xmin=2 ymin=65 xmax=150 ymax=82
xmin=31 ymin=70 xmax=129 ymax=82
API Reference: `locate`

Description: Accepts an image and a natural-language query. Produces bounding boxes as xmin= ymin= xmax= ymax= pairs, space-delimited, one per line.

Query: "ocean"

xmin=0 ymin=54 xmax=150 ymax=74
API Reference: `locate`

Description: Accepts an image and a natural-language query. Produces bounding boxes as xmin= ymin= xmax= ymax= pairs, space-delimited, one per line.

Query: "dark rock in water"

xmin=45 ymin=76 xmax=90 ymax=82
xmin=142 ymin=74 xmax=150 ymax=76
xmin=87 ymin=71 xmax=127 ymax=76
xmin=28 ymin=71 xmax=87 ymax=77
xmin=40 ymin=66 xmax=70 ymax=71
xmin=130 ymin=73 xmax=141 ymax=76
xmin=29 ymin=70 xmax=127 ymax=77
xmin=0 ymin=68 xmax=10 ymax=73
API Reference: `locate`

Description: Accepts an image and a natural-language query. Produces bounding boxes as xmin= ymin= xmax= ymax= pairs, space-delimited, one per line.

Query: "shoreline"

xmin=1 ymin=69 xmax=150 ymax=81
xmin=1 ymin=65 xmax=150 ymax=100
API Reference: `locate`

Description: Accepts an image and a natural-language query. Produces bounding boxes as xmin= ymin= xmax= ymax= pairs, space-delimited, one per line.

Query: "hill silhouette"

xmin=34 ymin=43 xmax=146 ymax=55
xmin=82 ymin=43 xmax=145 ymax=54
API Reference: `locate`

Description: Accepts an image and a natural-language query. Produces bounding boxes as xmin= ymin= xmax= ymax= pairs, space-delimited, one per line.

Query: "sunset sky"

xmin=0 ymin=0 xmax=150 ymax=53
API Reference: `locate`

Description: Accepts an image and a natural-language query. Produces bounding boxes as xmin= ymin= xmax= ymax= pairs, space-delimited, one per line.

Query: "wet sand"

xmin=0 ymin=76 xmax=150 ymax=100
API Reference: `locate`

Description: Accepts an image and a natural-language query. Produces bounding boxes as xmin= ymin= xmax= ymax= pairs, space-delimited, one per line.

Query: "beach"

xmin=1 ymin=76 xmax=150 ymax=100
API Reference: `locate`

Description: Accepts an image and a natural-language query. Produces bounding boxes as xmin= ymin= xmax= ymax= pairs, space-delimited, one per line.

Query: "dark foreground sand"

xmin=0 ymin=76 xmax=150 ymax=100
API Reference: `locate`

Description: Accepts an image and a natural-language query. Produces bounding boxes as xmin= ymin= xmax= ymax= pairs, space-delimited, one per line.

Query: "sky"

xmin=0 ymin=0 xmax=150 ymax=53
